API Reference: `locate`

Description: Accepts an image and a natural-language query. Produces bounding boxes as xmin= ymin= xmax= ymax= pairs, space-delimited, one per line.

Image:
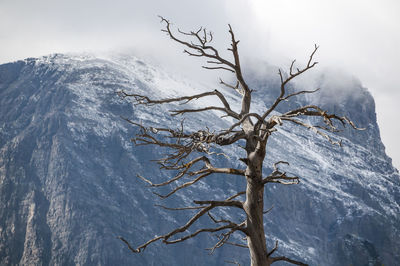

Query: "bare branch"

xmin=158 ymin=15 xmax=236 ymax=71
xmin=125 ymin=116 xmax=244 ymax=166
xmin=264 ymin=239 xmax=308 ymax=265
xmin=227 ymin=24 xmax=252 ymax=116
xmin=194 ymin=200 xmax=243 ymax=210
xmin=225 ymin=242 xmax=248 ymax=248
xmin=263 ymin=205 xmax=274 ymax=215
xmin=138 ymin=156 xmax=207 ymax=187
xmin=262 ymin=161 xmax=300 ymax=185
xmin=165 ymin=224 xmax=240 ymax=245
xmin=154 ymin=204 xmax=205 ymax=211
xmin=259 ymin=104 xmax=365 ymax=146
xmin=119 ymin=204 xmax=210 ymax=252
xmin=219 ymin=78 xmax=242 ymax=96
xmin=206 ymin=228 xmax=239 ymax=254
xmin=119 ymin=89 xmax=240 ymax=119
xmin=157 ymin=17 xmax=253 ymax=121
xmin=308 ymin=44 xmax=319 ymax=67
xmin=126 ymin=121 xmax=248 ymax=187
xmin=273 ymin=161 xmax=289 ymax=169
xmin=203 ymin=66 xmax=236 ymax=73
xmin=205 ymin=215 xmax=247 ymax=254
xmin=282 ymin=105 xmax=365 ymax=131
xmin=137 ymin=154 xmax=245 ymax=199
xmin=120 ymin=193 xmax=246 ymax=253
xmin=227 ymin=191 xmax=245 ymax=201
xmin=118 ymin=236 xmax=141 ymax=253
xmin=225 ymin=260 xmax=241 ymax=266
xmin=270 ymin=256 xmax=308 ymax=266
xmin=267 ymin=240 xmax=279 ymax=257
xmin=281 ymin=88 xmax=320 ymax=101
xmin=183 ymin=49 xmax=203 ymax=57
xmin=118 ymin=235 xmax=163 ymax=253
xmin=257 ymin=45 xmax=319 ymax=129
xmin=154 ymin=172 xmax=212 ymax=199
xmin=280 ymin=117 xmax=342 ymax=146
xmin=217 ymin=113 xmax=263 ymax=138
xmin=207 ymin=60 xmax=224 ymax=64
xmin=171 ymin=106 xmax=233 ymax=116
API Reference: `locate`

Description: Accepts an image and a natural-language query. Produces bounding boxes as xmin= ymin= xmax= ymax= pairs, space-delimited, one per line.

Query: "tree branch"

xmin=206 ymin=226 xmax=245 ymax=254
xmin=282 ymin=105 xmax=365 ymax=131
xmin=205 ymin=212 xmax=247 ymax=254
xmin=153 ymin=172 xmax=212 ymax=199
xmin=159 ymin=16 xmax=236 ymax=71
xmin=220 ymin=78 xmax=243 ymax=96
xmin=170 ymin=106 xmax=235 ymax=117
xmin=257 ymin=45 xmax=319 ymax=130
xmin=137 ymin=155 xmax=245 ymax=199
xmin=119 ymin=194 xmax=246 ymax=253
xmin=124 ymin=117 xmax=245 ymax=168
xmin=165 ymin=224 xmax=240 ymax=245
xmin=203 ymin=66 xmax=236 ymax=73
xmin=194 ymin=200 xmax=244 ymax=209
xmin=227 ymin=191 xmax=245 ymax=201
xmin=225 ymin=260 xmax=241 ymax=266
xmin=154 ymin=204 xmax=205 ymax=211
xmin=280 ymin=117 xmax=342 ymax=146
xmin=267 ymin=240 xmax=279 ymax=257
xmin=281 ymin=88 xmax=320 ymax=101
xmin=118 ymin=89 xmax=240 ymax=119
xmin=265 ymin=239 xmax=308 ymax=265
xmin=270 ymin=256 xmax=308 ymax=266
xmin=262 ymin=161 xmax=300 ymax=185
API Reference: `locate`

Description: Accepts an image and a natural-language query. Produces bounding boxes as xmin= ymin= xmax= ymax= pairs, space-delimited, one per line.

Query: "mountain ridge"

xmin=0 ymin=53 xmax=399 ymax=265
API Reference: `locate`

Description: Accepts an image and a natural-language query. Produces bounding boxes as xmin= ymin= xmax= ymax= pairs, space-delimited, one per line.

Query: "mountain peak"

xmin=0 ymin=54 xmax=399 ymax=265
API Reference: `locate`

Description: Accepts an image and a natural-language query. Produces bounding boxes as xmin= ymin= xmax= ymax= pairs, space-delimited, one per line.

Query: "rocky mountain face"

xmin=0 ymin=54 xmax=399 ymax=266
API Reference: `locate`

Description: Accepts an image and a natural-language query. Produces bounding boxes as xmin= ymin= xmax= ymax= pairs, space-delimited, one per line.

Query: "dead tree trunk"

xmin=117 ymin=17 xmax=363 ymax=266
xmin=243 ymin=133 xmax=268 ymax=265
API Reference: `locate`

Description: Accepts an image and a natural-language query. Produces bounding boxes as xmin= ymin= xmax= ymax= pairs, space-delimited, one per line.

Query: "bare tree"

xmin=117 ymin=17 xmax=363 ymax=266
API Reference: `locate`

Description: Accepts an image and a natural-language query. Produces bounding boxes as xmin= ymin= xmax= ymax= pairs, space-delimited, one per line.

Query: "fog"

xmin=1 ymin=0 xmax=399 ymax=168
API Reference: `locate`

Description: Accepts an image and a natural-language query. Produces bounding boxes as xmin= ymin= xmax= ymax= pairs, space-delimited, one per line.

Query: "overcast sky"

xmin=1 ymin=0 xmax=399 ymax=169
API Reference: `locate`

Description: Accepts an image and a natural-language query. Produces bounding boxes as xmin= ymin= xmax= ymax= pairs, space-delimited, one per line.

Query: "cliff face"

xmin=0 ymin=54 xmax=399 ymax=265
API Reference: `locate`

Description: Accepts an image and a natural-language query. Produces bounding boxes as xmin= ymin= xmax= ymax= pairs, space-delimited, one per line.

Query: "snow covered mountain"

xmin=0 ymin=53 xmax=399 ymax=265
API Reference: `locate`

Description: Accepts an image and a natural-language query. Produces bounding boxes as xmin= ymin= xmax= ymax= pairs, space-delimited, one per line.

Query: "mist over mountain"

xmin=0 ymin=53 xmax=399 ymax=265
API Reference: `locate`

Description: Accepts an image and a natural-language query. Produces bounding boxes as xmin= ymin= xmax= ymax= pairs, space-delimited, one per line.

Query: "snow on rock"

xmin=0 ymin=53 xmax=399 ymax=266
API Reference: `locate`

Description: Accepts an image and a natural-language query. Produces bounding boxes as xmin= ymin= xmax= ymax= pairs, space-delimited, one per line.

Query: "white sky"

xmin=0 ymin=0 xmax=399 ymax=169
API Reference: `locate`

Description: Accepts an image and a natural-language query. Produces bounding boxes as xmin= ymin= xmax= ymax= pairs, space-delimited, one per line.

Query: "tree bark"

xmin=244 ymin=137 xmax=270 ymax=266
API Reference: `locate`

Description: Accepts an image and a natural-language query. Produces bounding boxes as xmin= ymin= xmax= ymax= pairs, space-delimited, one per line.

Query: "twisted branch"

xmin=119 ymin=195 xmax=246 ymax=253
xmin=257 ymin=45 xmax=319 ymax=130
xmin=262 ymin=161 xmax=300 ymax=185
xmin=118 ymin=89 xmax=240 ymax=119
xmin=206 ymin=212 xmax=247 ymax=254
